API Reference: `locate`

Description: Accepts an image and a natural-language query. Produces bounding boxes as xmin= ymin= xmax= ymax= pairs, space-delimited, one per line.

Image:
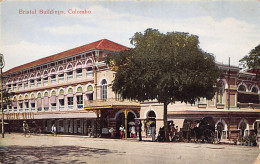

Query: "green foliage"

xmin=1 ymin=90 xmax=14 ymax=107
xmin=240 ymin=44 xmax=260 ymax=69
xmin=108 ymin=28 xmax=222 ymax=104
xmin=108 ymin=28 xmax=222 ymax=141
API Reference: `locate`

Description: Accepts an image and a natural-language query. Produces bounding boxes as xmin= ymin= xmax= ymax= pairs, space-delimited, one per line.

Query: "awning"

xmin=57 ymin=71 xmax=64 ymax=75
xmin=76 ymin=92 xmax=83 ymax=96
xmin=67 ymin=93 xmax=74 ymax=97
xmin=76 ymin=63 xmax=82 ymax=69
xmin=44 ymin=97 xmax=49 ymax=108
xmin=85 ymin=91 xmax=94 ymax=94
xmin=58 ymin=95 xmax=64 ymax=99
xmin=30 ymin=99 xmax=35 ymax=103
xmin=50 ymin=96 xmax=56 ymax=103
xmin=33 ymin=112 xmax=97 ymax=119
xmin=37 ymin=98 xmax=42 ymax=107
xmin=12 ymin=101 xmax=17 ymax=108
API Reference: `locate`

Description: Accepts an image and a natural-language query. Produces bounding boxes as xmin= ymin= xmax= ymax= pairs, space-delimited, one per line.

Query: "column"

xmin=124 ymin=109 xmax=129 ymax=139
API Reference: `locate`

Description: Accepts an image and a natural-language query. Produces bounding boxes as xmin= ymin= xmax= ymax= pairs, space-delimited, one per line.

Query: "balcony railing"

xmin=238 ymin=102 xmax=260 ymax=109
xmin=25 ymin=108 xmax=29 ymax=112
xmin=84 ymin=98 xmax=140 ymax=108
xmin=51 ymin=106 xmax=57 ymax=110
xmin=77 ymin=104 xmax=83 ymax=109
xmin=68 ymin=105 xmax=73 ymax=109
xmin=60 ymin=105 xmax=65 ymax=110
xmin=19 ymin=108 xmax=23 ymax=112
xmin=31 ymin=107 xmax=35 ymax=111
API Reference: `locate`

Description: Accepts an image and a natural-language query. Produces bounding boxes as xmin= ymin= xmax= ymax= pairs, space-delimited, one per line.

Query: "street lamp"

xmin=0 ymin=53 xmax=5 ymax=138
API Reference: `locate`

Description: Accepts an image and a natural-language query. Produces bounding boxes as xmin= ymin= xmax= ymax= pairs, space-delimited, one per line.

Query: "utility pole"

xmin=227 ymin=57 xmax=231 ymax=141
xmin=0 ymin=54 xmax=5 ymax=138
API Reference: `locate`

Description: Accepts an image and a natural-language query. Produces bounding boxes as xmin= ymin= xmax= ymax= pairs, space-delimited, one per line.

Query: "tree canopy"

xmin=107 ymin=28 xmax=222 ymax=141
xmin=239 ymin=44 xmax=260 ymax=69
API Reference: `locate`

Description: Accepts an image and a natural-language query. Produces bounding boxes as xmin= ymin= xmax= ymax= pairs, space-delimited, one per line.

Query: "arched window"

xmin=59 ymin=89 xmax=64 ymax=95
xmin=217 ymin=80 xmax=224 ymax=104
xmin=67 ymin=64 xmax=73 ymax=81
xmin=12 ymin=78 xmax=17 ymax=91
xmin=76 ymin=62 xmax=83 ymax=79
xmin=252 ymin=86 xmax=258 ymax=93
xmin=43 ymin=71 xmax=48 ymax=86
xmin=238 ymin=85 xmax=246 ymax=92
xmin=50 ymin=69 xmax=56 ymax=83
xmin=68 ymin=88 xmax=73 ymax=94
xmin=86 ymin=85 xmax=94 ymax=101
xmin=51 ymin=90 xmax=57 ymax=110
xmin=7 ymin=80 xmax=11 ymax=91
xmin=36 ymin=73 xmax=41 ymax=87
xmin=67 ymin=88 xmax=74 ymax=109
xmin=86 ymin=60 xmax=93 ymax=77
xmin=58 ymin=89 xmax=65 ymax=110
xmin=37 ymin=93 xmax=42 ymax=111
xmin=101 ymin=79 xmax=107 ymax=100
xmin=58 ymin=66 xmax=64 ymax=82
xmin=51 ymin=90 xmax=56 ymax=96
xmin=30 ymin=94 xmax=35 ymax=111
xmin=18 ymin=95 xmax=23 ymax=112
xmin=23 ymin=76 xmax=28 ymax=89
xmin=43 ymin=92 xmax=49 ymax=111
xmin=30 ymin=74 xmax=35 ymax=88
xmin=24 ymin=95 xmax=29 ymax=112
xmin=13 ymin=97 xmax=17 ymax=112
xmin=76 ymin=86 xmax=83 ymax=109
xmin=18 ymin=78 xmax=22 ymax=90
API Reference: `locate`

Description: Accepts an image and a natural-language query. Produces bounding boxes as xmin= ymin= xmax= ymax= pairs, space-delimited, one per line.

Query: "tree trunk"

xmin=164 ymin=102 xmax=169 ymax=142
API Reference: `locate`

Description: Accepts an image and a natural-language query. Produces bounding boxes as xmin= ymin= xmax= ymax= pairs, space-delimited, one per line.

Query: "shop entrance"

xmin=116 ymin=111 xmax=136 ymax=138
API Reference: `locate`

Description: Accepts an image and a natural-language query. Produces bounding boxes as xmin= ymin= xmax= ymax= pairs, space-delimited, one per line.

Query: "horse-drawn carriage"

xmin=181 ymin=117 xmax=215 ymax=143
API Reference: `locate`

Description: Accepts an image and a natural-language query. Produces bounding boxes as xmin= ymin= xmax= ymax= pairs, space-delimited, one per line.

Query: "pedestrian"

xmin=139 ymin=120 xmax=142 ymax=141
xmin=130 ymin=126 xmax=136 ymax=138
xmin=169 ymin=123 xmax=175 ymax=141
xmin=109 ymin=127 xmax=114 ymax=138
xmin=150 ymin=121 xmax=156 ymax=142
xmin=119 ymin=125 xmax=125 ymax=139
xmin=88 ymin=125 xmax=92 ymax=137
xmin=23 ymin=121 xmax=29 ymax=137
xmin=51 ymin=124 xmax=56 ymax=136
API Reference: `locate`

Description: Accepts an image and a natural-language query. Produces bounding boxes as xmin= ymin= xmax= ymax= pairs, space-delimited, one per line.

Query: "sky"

xmin=0 ymin=0 xmax=260 ymax=72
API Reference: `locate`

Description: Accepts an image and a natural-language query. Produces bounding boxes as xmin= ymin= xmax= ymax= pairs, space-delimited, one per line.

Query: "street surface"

xmin=0 ymin=133 xmax=259 ymax=164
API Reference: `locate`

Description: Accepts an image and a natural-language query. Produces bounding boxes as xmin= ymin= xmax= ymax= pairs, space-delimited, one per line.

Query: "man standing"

xmin=150 ymin=121 xmax=156 ymax=142
xmin=51 ymin=124 xmax=56 ymax=136
xmin=23 ymin=121 xmax=29 ymax=137
xmin=119 ymin=125 xmax=125 ymax=139
xmin=139 ymin=120 xmax=142 ymax=141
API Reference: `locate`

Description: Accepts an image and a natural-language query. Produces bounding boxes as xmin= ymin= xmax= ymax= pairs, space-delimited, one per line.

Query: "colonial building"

xmin=1 ymin=39 xmax=260 ymax=140
xmin=140 ymin=64 xmax=260 ymax=140
xmin=2 ymin=39 xmax=139 ymax=137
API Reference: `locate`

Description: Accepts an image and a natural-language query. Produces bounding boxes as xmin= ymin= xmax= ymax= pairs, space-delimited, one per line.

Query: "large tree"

xmin=107 ymin=29 xmax=222 ymax=141
xmin=240 ymin=44 xmax=260 ymax=69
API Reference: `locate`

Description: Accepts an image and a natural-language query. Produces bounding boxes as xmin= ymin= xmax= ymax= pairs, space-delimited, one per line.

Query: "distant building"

xmin=1 ymin=39 xmax=259 ymax=140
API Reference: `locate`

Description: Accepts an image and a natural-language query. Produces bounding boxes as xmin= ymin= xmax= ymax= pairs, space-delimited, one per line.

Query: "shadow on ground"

xmin=0 ymin=145 xmax=125 ymax=164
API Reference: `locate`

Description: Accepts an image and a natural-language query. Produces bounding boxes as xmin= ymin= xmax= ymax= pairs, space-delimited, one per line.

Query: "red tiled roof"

xmin=247 ymin=68 xmax=260 ymax=74
xmin=5 ymin=39 xmax=129 ymax=75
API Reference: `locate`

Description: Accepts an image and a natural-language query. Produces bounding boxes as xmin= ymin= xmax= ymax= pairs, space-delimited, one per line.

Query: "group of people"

xmin=117 ymin=121 xmax=143 ymax=141
xmin=23 ymin=121 xmax=56 ymax=136
xmin=169 ymin=122 xmax=179 ymax=141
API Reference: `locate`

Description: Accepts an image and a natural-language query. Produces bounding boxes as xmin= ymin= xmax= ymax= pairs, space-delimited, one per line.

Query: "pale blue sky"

xmin=1 ymin=0 xmax=260 ymax=71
